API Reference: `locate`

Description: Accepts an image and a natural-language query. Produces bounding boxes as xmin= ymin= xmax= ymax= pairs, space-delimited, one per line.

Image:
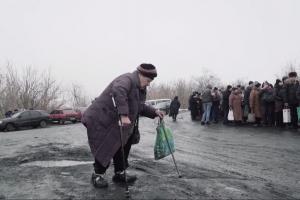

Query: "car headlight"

xmin=0 ymin=121 xmax=2 ymax=124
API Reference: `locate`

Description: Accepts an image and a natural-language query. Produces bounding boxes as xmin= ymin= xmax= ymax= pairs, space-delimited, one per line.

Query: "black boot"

xmin=112 ymin=171 xmax=137 ymax=183
xmin=91 ymin=173 xmax=108 ymax=188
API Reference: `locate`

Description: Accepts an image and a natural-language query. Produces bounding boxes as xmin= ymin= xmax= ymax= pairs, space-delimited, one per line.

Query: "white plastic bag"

xmin=283 ymin=108 xmax=291 ymax=123
xmin=227 ymin=110 xmax=234 ymax=121
xmin=247 ymin=113 xmax=255 ymax=123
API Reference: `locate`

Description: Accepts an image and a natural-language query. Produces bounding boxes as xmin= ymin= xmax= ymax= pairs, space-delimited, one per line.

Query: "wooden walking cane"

xmin=159 ymin=119 xmax=182 ymax=178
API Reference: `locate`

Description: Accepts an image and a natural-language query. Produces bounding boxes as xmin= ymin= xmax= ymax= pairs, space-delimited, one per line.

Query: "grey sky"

xmin=0 ymin=0 xmax=300 ymax=97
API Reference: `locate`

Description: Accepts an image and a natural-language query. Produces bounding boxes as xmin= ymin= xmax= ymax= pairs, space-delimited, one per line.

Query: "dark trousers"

xmin=289 ymin=104 xmax=298 ymax=128
xmin=263 ymin=102 xmax=275 ymax=125
xmin=275 ymin=111 xmax=284 ymax=127
xmin=211 ymin=103 xmax=220 ymax=122
xmin=255 ymin=117 xmax=261 ymax=125
xmin=190 ymin=107 xmax=198 ymax=120
xmin=171 ymin=114 xmax=178 ymax=121
xmin=223 ymin=107 xmax=229 ymax=124
xmin=94 ymin=137 xmax=132 ymax=174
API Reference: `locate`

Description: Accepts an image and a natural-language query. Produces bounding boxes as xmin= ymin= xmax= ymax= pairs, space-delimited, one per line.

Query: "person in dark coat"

xmin=243 ymin=81 xmax=253 ymax=121
xmin=274 ymin=78 xmax=286 ymax=128
xmin=5 ymin=110 xmax=13 ymax=118
xmin=82 ymin=63 xmax=164 ymax=188
xmin=169 ymin=96 xmax=181 ymax=121
xmin=283 ymin=72 xmax=299 ymax=129
xmin=211 ymin=87 xmax=221 ymax=123
xmin=189 ymin=91 xmax=200 ymax=120
xmin=261 ymin=82 xmax=275 ymax=126
xmin=222 ymin=85 xmax=232 ymax=124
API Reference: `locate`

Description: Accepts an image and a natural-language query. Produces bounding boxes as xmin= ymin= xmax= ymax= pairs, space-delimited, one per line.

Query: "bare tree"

xmin=147 ymin=82 xmax=174 ymax=100
xmin=3 ymin=63 xmax=21 ymax=111
xmin=37 ymin=68 xmax=63 ymax=111
xmin=173 ymin=79 xmax=192 ymax=108
xmin=19 ymin=66 xmax=41 ymax=109
xmin=281 ymin=62 xmax=300 ymax=77
xmin=0 ymin=63 xmax=64 ymax=115
xmin=192 ymin=69 xmax=222 ymax=93
xmin=69 ymin=83 xmax=88 ymax=108
xmin=230 ymin=78 xmax=248 ymax=88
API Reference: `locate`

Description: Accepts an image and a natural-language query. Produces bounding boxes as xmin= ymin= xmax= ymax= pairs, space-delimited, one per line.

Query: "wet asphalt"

xmin=0 ymin=112 xmax=299 ymax=199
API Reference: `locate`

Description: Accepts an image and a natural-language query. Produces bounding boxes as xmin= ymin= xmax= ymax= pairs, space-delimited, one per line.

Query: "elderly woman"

xmin=229 ymin=87 xmax=243 ymax=125
xmin=250 ymin=82 xmax=262 ymax=126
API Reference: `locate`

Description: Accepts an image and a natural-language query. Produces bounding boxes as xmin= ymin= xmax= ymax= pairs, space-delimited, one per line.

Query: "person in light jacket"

xmin=201 ymin=85 xmax=213 ymax=125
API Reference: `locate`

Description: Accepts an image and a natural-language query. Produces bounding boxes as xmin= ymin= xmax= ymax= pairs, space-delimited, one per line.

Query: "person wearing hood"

xmin=283 ymin=72 xmax=299 ymax=129
xmin=82 ymin=63 xmax=164 ymax=188
xmin=169 ymin=96 xmax=181 ymax=121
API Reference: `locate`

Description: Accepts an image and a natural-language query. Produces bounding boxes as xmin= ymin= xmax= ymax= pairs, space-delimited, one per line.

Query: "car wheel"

xmin=72 ymin=120 xmax=77 ymax=124
xmin=6 ymin=123 xmax=15 ymax=132
xmin=40 ymin=120 xmax=47 ymax=128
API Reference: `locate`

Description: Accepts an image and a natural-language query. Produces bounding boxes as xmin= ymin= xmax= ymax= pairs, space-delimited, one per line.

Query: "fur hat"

xmin=137 ymin=63 xmax=157 ymax=80
xmin=288 ymin=72 xmax=297 ymax=78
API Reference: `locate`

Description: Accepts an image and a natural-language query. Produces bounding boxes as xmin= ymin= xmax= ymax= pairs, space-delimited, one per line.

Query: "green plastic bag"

xmin=154 ymin=120 xmax=175 ymax=160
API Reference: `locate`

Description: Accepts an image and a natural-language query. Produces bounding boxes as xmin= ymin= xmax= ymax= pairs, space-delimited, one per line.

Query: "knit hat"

xmin=137 ymin=63 xmax=157 ymax=80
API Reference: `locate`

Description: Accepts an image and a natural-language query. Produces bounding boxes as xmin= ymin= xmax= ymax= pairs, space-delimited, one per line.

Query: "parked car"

xmin=0 ymin=110 xmax=50 ymax=132
xmin=49 ymin=109 xmax=81 ymax=124
xmin=145 ymin=99 xmax=171 ymax=114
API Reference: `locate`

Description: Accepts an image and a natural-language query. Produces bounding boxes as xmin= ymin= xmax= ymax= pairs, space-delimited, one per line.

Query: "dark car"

xmin=0 ymin=110 xmax=50 ymax=132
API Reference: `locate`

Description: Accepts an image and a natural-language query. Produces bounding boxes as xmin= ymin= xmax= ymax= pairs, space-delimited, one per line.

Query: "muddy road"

xmin=0 ymin=112 xmax=300 ymax=199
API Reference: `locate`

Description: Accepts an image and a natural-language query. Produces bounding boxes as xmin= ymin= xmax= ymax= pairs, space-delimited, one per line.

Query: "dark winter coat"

xmin=244 ymin=86 xmax=252 ymax=107
xmin=274 ymin=84 xmax=285 ymax=112
xmin=261 ymin=87 xmax=275 ymax=103
xmin=222 ymin=89 xmax=231 ymax=110
xmin=169 ymin=99 xmax=181 ymax=115
xmin=212 ymin=91 xmax=221 ymax=106
xmin=82 ymin=71 xmax=157 ymax=167
xmin=283 ymin=77 xmax=299 ymax=106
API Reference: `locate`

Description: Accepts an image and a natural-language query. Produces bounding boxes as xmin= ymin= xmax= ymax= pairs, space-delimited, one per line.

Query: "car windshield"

xmin=11 ymin=112 xmax=21 ymax=118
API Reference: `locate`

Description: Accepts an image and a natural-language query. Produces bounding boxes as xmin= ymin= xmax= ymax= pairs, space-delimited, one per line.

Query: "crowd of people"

xmin=188 ymin=71 xmax=299 ymax=129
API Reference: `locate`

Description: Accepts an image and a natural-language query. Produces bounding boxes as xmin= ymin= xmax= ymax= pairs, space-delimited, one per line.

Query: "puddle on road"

xmin=21 ymin=160 xmax=93 ymax=167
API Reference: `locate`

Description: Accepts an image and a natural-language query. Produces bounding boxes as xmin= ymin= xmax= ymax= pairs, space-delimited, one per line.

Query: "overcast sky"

xmin=0 ymin=0 xmax=300 ymax=97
